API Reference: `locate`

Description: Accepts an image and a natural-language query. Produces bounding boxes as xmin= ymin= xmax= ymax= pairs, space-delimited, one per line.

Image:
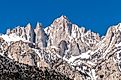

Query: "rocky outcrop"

xmin=25 ymin=23 xmax=34 ymax=42
xmin=0 ymin=15 xmax=121 ymax=80
xmin=0 ymin=55 xmax=71 ymax=80
xmin=6 ymin=24 xmax=34 ymax=42
xmin=45 ymin=15 xmax=72 ymax=47
xmin=34 ymin=22 xmax=47 ymax=48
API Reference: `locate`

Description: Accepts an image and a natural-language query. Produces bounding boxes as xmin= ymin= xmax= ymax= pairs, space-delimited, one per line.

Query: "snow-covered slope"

xmin=0 ymin=15 xmax=121 ymax=80
xmin=0 ymin=34 xmax=30 ymax=42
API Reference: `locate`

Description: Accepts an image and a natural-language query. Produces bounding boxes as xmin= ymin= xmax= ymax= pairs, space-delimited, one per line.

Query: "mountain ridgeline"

xmin=0 ymin=15 xmax=121 ymax=80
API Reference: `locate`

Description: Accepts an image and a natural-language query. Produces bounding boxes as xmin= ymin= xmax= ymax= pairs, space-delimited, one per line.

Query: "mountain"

xmin=0 ymin=15 xmax=121 ymax=80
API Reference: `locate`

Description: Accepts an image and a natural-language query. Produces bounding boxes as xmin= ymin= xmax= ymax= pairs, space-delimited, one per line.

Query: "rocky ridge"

xmin=0 ymin=15 xmax=121 ymax=80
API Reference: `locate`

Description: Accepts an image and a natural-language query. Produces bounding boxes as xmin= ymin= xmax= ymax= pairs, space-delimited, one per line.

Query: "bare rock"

xmin=34 ymin=22 xmax=47 ymax=49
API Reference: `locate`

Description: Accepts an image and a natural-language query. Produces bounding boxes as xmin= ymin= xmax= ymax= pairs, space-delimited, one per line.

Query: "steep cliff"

xmin=0 ymin=16 xmax=121 ymax=80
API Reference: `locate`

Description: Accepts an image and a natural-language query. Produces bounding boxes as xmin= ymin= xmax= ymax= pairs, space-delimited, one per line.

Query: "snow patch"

xmin=0 ymin=34 xmax=30 ymax=42
xmin=0 ymin=53 xmax=4 ymax=57
xmin=68 ymin=50 xmax=91 ymax=63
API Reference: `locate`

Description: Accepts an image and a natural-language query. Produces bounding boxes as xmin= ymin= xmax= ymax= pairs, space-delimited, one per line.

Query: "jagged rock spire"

xmin=34 ymin=22 xmax=47 ymax=48
xmin=1 ymin=16 xmax=121 ymax=80
xmin=25 ymin=23 xmax=34 ymax=42
xmin=47 ymin=15 xmax=72 ymax=47
xmin=52 ymin=15 xmax=71 ymax=27
xmin=36 ymin=22 xmax=42 ymax=29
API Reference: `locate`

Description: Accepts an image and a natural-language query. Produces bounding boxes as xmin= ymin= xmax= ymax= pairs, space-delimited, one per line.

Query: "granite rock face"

xmin=0 ymin=55 xmax=71 ymax=80
xmin=34 ymin=22 xmax=47 ymax=48
xmin=0 ymin=16 xmax=121 ymax=80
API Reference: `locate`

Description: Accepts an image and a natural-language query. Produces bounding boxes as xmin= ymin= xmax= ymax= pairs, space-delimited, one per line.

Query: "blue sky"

xmin=0 ymin=0 xmax=121 ymax=36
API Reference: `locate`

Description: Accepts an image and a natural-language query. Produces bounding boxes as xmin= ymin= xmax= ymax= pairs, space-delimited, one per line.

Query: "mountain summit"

xmin=0 ymin=16 xmax=121 ymax=80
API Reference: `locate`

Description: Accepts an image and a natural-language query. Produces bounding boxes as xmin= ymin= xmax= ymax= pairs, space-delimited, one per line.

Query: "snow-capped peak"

xmin=1 ymin=16 xmax=121 ymax=80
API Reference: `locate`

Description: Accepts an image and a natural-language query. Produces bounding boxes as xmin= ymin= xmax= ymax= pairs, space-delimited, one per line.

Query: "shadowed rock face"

xmin=58 ymin=40 xmax=68 ymax=57
xmin=1 ymin=16 xmax=121 ymax=80
xmin=34 ymin=22 xmax=47 ymax=48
